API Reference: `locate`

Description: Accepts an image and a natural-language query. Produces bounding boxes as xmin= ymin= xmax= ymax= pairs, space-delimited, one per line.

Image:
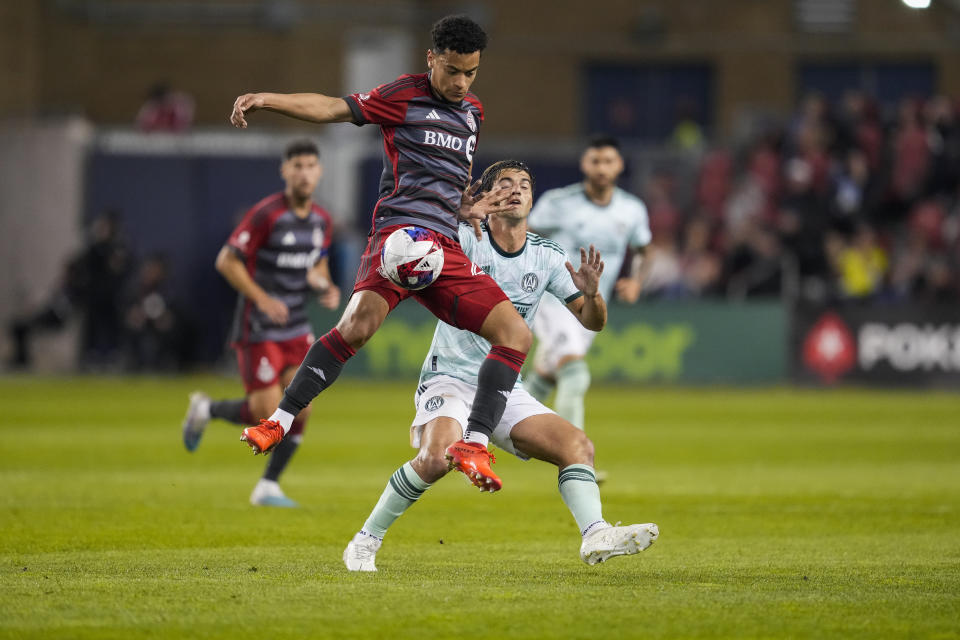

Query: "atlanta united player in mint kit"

xmin=525 ymin=136 xmax=652 ymax=434
xmin=343 ymin=160 xmax=659 ymax=571
xmin=228 ymin=15 xmax=532 ymax=491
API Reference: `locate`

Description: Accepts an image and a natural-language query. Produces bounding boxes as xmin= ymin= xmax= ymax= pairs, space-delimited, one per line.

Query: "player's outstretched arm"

xmin=565 ymin=245 xmax=607 ymax=331
xmin=230 ymin=92 xmax=354 ymax=128
xmin=614 ymin=246 xmax=648 ymax=304
xmin=215 ymin=246 xmax=290 ymax=324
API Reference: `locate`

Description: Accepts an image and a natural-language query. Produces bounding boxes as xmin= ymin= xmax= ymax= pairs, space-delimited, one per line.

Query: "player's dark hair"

xmin=586 ymin=135 xmax=621 ymax=152
xmin=284 ymin=139 xmax=320 ymax=160
xmin=431 ymin=15 xmax=488 ymax=54
xmin=479 ymin=159 xmax=535 ymax=195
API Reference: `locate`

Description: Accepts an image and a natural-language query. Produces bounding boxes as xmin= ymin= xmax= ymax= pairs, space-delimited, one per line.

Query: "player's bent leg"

xmin=248 ymin=381 xmax=301 ymax=507
xmin=554 ymin=356 xmax=591 ymax=431
xmin=243 ymin=292 xmax=389 ymax=454
xmin=344 ymin=418 xmax=456 ymax=572
xmin=523 ymin=367 xmax=555 ymax=403
xmin=508 ymin=413 xmax=594 ymax=468
xmin=411 ymin=417 xmax=463 ymax=483
xmin=509 ymin=413 xmax=656 ymax=563
xmin=447 ymin=301 xmax=530 ymax=490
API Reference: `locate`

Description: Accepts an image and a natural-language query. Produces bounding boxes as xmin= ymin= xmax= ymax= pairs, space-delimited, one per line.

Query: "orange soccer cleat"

xmin=445 ymin=440 xmax=502 ymax=492
xmin=240 ymin=419 xmax=285 ymax=455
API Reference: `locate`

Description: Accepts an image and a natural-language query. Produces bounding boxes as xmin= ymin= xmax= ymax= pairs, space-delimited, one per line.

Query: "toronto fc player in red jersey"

xmin=229 ymin=15 xmax=527 ymax=491
xmin=181 ymin=140 xmax=340 ymax=507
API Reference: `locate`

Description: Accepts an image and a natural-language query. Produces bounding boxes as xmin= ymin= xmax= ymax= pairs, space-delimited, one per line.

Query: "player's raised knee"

xmin=412 ymin=450 xmax=450 ymax=483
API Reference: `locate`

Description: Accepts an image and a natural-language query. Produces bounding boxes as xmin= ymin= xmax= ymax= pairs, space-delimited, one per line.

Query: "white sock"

xmin=268 ymin=408 xmax=296 ymax=434
xmin=253 ymin=478 xmax=283 ymax=497
xmin=462 ymin=431 xmax=489 ymax=448
xmin=582 ymin=520 xmax=611 ymax=537
xmin=197 ymin=398 xmax=211 ymax=420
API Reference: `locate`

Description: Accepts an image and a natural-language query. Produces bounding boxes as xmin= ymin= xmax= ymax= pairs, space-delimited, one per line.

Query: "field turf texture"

xmin=1 ymin=376 xmax=958 ymax=639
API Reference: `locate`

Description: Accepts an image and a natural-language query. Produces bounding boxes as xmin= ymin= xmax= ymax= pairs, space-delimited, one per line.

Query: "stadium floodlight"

xmin=902 ymin=0 xmax=931 ymax=8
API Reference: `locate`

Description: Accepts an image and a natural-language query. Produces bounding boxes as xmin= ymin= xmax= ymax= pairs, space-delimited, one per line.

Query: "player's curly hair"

xmin=479 ymin=159 xmax=535 ymax=195
xmin=431 ymin=15 xmax=488 ymax=54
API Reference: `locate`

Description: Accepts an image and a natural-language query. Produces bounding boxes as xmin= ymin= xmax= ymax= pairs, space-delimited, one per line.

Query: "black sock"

xmin=465 ymin=345 xmax=526 ymax=438
xmin=263 ymin=435 xmax=299 ymax=481
xmin=278 ymin=328 xmax=355 ymax=415
xmin=209 ymin=398 xmax=253 ymax=425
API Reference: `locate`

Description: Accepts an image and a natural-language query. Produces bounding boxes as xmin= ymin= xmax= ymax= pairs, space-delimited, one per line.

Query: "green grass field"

xmin=1 ymin=376 xmax=958 ymax=639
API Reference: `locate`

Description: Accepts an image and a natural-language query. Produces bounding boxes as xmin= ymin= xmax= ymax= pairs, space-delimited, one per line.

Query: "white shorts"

xmin=531 ymin=294 xmax=598 ymax=375
xmin=411 ymin=375 xmax=555 ymax=460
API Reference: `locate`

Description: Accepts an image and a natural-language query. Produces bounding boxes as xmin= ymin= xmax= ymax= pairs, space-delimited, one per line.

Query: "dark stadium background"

xmin=1 ymin=0 xmax=958 ymax=387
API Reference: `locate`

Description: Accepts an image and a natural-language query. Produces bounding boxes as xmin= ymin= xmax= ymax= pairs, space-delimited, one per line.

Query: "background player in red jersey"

xmin=181 ymin=139 xmax=340 ymax=507
xmin=228 ymin=15 xmax=530 ymax=492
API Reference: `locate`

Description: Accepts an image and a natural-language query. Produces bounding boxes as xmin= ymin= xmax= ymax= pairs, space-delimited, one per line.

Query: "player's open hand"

xmin=256 ymin=295 xmax=290 ymax=325
xmin=459 ymin=181 xmax=515 ymax=239
xmin=565 ymin=245 xmax=604 ymax=297
xmin=230 ymin=93 xmax=264 ymax=128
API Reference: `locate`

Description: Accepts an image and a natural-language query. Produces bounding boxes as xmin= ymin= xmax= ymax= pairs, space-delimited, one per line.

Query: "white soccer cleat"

xmin=181 ymin=391 xmax=211 ymax=452
xmin=343 ymin=532 xmax=381 ymax=572
xmin=579 ymin=522 xmax=659 ymax=565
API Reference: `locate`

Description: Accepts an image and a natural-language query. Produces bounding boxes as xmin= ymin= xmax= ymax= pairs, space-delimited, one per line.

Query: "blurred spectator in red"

xmin=695 ymin=149 xmax=732 ymax=221
xmin=643 ymin=170 xmax=684 ymax=248
xmin=136 ymin=82 xmax=195 ymax=132
xmin=887 ymin=98 xmax=930 ymax=216
xmin=678 ymin=217 xmax=723 ymax=296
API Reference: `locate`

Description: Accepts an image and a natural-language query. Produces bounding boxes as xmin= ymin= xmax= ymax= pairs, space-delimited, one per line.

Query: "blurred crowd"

xmin=8 ymin=211 xmax=193 ymax=372
xmin=642 ymin=90 xmax=960 ymax=304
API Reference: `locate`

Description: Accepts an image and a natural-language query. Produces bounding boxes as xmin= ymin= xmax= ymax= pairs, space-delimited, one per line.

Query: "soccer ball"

xmin=379 ymin=226 xmax=445 ymax=290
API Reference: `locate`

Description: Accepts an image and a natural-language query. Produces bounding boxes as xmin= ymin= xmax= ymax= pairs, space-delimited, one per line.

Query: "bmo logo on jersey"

xmin=423 ymin=131 xmax=476 ymax=162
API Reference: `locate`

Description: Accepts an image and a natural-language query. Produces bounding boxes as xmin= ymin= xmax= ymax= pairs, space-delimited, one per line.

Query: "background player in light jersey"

xmin=524 ymin=136 xmax=652 ymax=432
xmin=342 ymin=160 xmax=658 ymax=571
xmin=181 ymin=140 xmax=340 ymax=507
xmin=228 ymin=15 xmax=531 ymax=491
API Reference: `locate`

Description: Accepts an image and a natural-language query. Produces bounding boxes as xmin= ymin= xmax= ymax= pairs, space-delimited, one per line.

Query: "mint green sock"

xmin=555 ymin=360 xmax=590 ymax=430
xmin=523 ymin=370 xmax=555 ymax=402
xmin=558 ymin=464 xmax=604 ymax=535
xmin=361 ymin=462 xmax=431 ymax=538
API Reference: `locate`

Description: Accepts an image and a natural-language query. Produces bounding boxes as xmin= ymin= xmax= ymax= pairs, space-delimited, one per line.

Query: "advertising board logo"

xmin=803 ymin=312 xmax=856 ymax=383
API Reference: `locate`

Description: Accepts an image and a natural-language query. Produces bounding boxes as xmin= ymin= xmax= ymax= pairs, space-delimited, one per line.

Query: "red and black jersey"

xmin=344 ymin=72 xmax=483 ymax=240
xmin=226 ymin=192 xmax=333 ymax=345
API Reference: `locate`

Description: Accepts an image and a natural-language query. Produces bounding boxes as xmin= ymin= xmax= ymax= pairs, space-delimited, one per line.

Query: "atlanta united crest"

xmin=521 ymin=272 xmax=539 ymax=292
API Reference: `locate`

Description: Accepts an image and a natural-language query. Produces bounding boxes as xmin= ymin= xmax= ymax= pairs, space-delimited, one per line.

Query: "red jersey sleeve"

xmin=343 ymin=74 xmax=422 ymax=126
xmin=226 ymin=203 xmax=274 ymax=258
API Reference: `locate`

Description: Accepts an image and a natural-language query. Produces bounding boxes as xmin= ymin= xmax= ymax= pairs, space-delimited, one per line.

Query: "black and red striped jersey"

xmin=225 ymin=192 xmax=333 ymax=345
xmin=344 ymin=72 xmax=483 ymax=240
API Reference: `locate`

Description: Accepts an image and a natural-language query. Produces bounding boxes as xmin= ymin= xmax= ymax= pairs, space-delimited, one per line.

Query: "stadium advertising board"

xmin=792 ymin=305 xmax=960 ymax=387
xmin=310 ymin=301 xmax=787 ymax=384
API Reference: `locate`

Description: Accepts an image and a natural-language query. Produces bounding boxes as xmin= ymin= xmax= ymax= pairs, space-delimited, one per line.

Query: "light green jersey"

xmin=418 ymin=224 xmax=582 ymax=388
xmin=528 ymin=183 xmax=651 ymax=300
